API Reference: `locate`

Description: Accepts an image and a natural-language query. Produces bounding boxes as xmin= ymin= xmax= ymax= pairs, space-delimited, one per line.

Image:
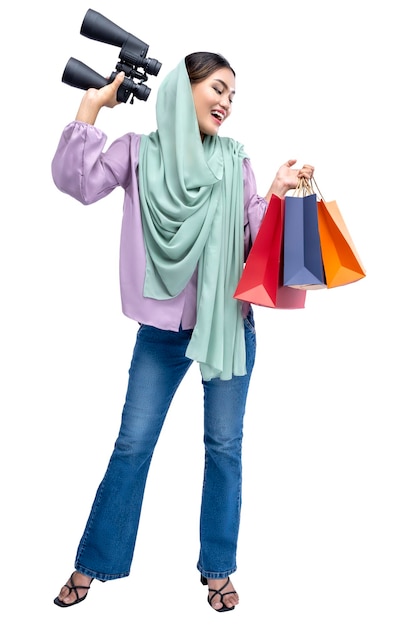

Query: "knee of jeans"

xmin=205 ymin=430 xmax=243 ymax=455
xmin=115 ymin=415 xmax=161 ymax=457
xmin=113 ymin=433 xmax=157 ymax=464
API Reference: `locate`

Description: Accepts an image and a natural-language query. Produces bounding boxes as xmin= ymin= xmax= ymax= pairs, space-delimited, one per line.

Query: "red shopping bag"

xmin=234 ymin=194 xmax=306 ymax=309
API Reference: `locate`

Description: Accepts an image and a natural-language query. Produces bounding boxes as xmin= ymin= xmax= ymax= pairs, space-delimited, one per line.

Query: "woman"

xmin=52 ymin=51 xmax=314 ymax=612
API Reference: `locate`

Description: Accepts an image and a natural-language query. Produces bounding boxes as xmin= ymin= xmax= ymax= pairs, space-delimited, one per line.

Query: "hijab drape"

xmin=138 ymin=59 xmax=247 ymax=380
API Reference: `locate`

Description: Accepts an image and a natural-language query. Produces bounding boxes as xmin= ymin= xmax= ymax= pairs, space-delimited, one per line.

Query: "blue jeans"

xmin=74 ymin=309 xmax=256 ymax=581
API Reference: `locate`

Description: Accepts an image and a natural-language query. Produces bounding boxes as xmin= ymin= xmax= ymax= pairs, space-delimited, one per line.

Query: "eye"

xmin=213 ymin=86 xmax=222 ymax=95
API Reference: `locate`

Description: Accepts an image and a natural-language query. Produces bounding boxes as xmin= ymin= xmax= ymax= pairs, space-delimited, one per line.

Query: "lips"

xmin=211 ymin=109 xmax=225 ymax=124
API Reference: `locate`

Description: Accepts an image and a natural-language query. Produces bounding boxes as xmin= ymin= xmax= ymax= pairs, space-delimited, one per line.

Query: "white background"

xmin=1 ymin=1 xmax=415 ymax=624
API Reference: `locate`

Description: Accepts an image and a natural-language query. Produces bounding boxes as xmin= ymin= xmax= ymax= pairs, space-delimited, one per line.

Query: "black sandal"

xmin=53 ymin=572 xmax=91 ymax=608
xmin=201 ymin=574 xmax=237 ymax=612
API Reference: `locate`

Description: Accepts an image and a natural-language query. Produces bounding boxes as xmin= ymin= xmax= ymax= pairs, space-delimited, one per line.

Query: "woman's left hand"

xmin=265 ymin=159 xmax=315 ymax=201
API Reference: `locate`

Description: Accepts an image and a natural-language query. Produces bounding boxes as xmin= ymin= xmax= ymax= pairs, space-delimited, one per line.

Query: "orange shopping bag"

xmin=313 ymin=179 xmax=366 ymax=288
xmin=234 ymin=194 xmax=306 ymax=309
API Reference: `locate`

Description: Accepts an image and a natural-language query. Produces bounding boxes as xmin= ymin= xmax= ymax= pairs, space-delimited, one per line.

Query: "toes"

xmin=58 ymin=584 xmax=78 ymax=605
xmin=56 ymin=572 xmax=91 ymax=605
xmin=224 ymin=593 xmax=239 ymax=609
xmin=207 ymin=578 xmax=239 ymax=611
xmin=57 ymin=585 xmax=71 ymax=603
xmin=57 ymin=590 xmax=72 ymax=604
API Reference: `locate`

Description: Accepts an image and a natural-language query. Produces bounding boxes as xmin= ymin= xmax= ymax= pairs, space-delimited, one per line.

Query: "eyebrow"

xmin=213 ymin=78 xmax=236 ymax=95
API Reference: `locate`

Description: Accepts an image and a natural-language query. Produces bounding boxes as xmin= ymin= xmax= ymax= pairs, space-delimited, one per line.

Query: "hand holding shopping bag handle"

xmin=265 ymin=160 xmax=315 ymax=203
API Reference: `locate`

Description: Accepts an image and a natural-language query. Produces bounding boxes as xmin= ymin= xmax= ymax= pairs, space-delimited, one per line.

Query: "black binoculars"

xmin=61 ymin=9 xmax=162 ymax=103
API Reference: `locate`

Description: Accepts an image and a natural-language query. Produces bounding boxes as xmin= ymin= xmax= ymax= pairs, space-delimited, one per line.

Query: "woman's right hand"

xmin=75 ymin=71 xmax=125 ymax=125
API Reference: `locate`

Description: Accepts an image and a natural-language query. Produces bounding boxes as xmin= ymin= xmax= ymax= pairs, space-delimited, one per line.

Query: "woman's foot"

xmin=54 ymin=571 xmax=92 ymax=607
xmin=203 ymin=576 xmax=239 ymax=611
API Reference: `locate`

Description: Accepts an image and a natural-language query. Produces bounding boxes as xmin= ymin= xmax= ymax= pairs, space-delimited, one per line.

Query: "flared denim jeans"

xmin=74 ymin=309 xmax=256 ymax=581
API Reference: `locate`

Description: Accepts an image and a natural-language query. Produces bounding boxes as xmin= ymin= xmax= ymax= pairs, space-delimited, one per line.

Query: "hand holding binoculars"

xmin=62 ymin=8 xmax=162 ymax=103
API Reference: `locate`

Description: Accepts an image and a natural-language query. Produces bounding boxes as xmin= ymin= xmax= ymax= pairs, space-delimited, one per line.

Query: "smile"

xmin=211 ymin=110 xmax=225 ymax=122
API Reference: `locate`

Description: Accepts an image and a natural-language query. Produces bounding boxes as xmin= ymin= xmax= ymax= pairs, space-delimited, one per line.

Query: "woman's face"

xmin=191 ymin=67 xmax=235 ymax=138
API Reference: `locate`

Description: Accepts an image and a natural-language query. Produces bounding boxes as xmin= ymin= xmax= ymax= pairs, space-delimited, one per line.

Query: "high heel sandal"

xmin=53 ymin=572 xmax=91 ymax=608
xmin=200 ymin=574 xmax=237 ymax=612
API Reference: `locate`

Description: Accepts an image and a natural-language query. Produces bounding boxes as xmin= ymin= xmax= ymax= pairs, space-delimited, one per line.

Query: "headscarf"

xmin=138 ymin=58 xmax=247 ymax=380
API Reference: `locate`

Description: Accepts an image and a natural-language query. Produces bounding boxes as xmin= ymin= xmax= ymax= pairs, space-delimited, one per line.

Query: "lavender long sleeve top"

xmin=51 ymin=122 xmax=268 ymax=331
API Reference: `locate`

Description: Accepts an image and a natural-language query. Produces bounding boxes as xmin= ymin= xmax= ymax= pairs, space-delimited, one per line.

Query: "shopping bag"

xmin=313 ymin=179 xmax=366 ymax=288
xmin=233 ymin=194 xmax=306 ymax=309
xmin=283 ymin=179 xmax=326 ymax=289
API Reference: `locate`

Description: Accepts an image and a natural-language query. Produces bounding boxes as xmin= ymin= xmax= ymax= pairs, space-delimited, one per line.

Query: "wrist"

xmin=266 ymin=181 xmax=288 ymax=201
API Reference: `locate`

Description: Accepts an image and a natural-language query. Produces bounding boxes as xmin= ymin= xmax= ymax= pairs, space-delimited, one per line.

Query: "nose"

xmin=220 ymin=94 xmax=231 ymax=113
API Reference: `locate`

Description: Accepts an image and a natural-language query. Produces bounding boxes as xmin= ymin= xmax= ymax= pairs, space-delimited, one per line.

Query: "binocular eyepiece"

xmin=61 ymin=9 xmax=162 ymax=103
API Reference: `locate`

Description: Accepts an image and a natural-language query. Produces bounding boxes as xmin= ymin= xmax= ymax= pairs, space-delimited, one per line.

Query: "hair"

xmin=184 ymin=52 xmax=235 ymax=84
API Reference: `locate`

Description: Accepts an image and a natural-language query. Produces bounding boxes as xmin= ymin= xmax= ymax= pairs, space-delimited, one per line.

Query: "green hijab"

xmin=138 ymin=58 xmax=247 ymax=381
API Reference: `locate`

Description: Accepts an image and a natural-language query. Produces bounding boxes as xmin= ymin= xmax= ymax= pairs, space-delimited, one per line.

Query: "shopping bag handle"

xmin=311 ymin=176 xmax=325 ymax=201
xmin=291 ymin=176 xmax=314 ymax=197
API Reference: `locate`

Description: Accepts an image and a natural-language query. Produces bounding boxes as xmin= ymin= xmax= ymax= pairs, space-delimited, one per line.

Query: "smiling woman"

xmin=51 ymin=50 xmax=314 ymax=613
xmin=186 ymin=52 xmax=236 ymax=138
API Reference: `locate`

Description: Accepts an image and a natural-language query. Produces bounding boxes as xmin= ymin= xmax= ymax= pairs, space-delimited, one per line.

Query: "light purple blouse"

xmin=51 ymin=122 xmax=268 ymax=331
